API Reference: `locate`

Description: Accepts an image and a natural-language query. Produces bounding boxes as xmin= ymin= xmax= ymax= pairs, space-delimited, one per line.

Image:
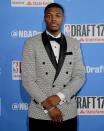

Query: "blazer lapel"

xmin=42 ymin=31 xmax=57 ymax=70
xmin=53 ymin=34 xmax=67 ymax=82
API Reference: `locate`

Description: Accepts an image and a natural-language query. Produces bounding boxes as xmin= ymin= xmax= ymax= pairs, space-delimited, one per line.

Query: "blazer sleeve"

xmin=21 ymin=39 xmax=48 ymax=104
xmin=60 ymin=39 xmax=86 ymax=103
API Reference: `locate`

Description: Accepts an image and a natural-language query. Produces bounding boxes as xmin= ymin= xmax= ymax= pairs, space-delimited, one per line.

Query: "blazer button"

xmin=63 ymin=84 xmax=66 ymax=87
xmin=52 ymin=85 xmax=55 ymax=88
xmin=45 ymin=72 xmax=48 ymax=75
xmin=66 ymin=71 xmax=68 ymax=74
xmin=42 ymin=62 xmax=45 ymax=64
xmin=69 ymin=62 xmax=72 ymax=64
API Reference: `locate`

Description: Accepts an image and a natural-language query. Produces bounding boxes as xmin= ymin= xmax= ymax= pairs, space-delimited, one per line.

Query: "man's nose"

xmin=51 ymin=16 xmax=56 ymax=21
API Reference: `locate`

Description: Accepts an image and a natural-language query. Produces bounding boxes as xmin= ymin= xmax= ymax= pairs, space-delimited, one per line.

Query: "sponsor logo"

xmin=86 ymin=65 xmax=104 ymax=74
xmin=12 ymin=61 xmax=21 ymax=80
xmin=11 ymin=30 xmax=41 ymax=38
xmin=77 ymin=96 xmax=104 ymax=115
xmin=64 ymin=24 xmax=104 ymax=43
xmin=12 ymin=103 xmax=28 ymax=110
xmin=11 ymin=0 xmax=54 ymax=7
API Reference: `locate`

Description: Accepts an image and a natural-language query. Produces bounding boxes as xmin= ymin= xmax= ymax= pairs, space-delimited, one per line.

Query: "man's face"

xmin=44 ymin=7 xmax=64 ymax=33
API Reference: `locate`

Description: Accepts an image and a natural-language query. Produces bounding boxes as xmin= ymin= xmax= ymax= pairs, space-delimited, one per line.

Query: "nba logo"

xmin=12 ymin=61 xmax=20 ymax=73
xmin=64 ymin=24 xmax=71 ymax=36
xmin=12 ymin=61 xmax=21 ymax=80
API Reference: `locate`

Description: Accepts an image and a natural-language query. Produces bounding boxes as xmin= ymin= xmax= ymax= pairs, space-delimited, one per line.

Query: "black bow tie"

xmin=47 ymin=35 xmax=62 ymax=44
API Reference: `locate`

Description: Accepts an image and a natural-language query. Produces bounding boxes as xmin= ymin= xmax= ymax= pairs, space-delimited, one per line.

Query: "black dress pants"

xmin=29 ymin=117 xmax=77 ymax=131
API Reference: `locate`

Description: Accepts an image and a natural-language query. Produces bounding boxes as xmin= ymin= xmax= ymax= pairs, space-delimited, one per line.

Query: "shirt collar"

xmin=46 ymin=30 xmax=61 ymax=38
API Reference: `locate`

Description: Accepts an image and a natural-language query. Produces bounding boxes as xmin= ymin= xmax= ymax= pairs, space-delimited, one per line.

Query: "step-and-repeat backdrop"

xmin=0 ymin=0 xmax=104 ymax=131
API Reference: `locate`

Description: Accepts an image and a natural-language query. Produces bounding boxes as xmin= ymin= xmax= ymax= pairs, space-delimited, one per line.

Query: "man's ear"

xmin=62 ymin=15 xmax=65 ymax=23
xmin=44 ymin=15 xmax=46 ymax=23
xmin=62 ymin=17 xmax=64 ymax=24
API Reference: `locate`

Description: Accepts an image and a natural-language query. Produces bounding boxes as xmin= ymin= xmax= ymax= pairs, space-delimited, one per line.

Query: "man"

xmin=21 ymin=3 xmax=85 ymax=131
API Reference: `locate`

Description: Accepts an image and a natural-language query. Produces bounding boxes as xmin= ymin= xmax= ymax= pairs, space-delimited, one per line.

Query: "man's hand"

xmin=45 ymin=95 xmax=61 ymax=106
xmin=41 ymin=95 xmax=63 ymax=123
xmin=48 ymin=107 xmax=63 ymax=123
xmin=41 ymin=95 xmax=61 ymax=110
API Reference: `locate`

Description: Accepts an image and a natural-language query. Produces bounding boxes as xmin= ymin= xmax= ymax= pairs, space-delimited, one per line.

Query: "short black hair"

xmin=44 ymin=3 xmax=64 ymax=14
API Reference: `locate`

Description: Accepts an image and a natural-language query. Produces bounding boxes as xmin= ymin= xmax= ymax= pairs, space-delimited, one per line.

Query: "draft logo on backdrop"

xmin=11 ymin=0 xmax=54 ymax=7
xmin=77 ymin=96 xmax=104 ymax=115
xmin=11 ymin=96 xmax=104 ymax=115
xmin=64 ymin=24 xmax=104 ymax=43
xmin=12 ymin=61 xmax=21 ymax=80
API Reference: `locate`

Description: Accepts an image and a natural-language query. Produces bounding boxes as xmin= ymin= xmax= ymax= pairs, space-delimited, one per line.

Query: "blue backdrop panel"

xmin=0 ymin=0 xmax=104 ymax=131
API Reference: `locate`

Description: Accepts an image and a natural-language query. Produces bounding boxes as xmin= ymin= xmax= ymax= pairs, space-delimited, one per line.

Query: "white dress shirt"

xmin=46 ymin=30 xmax=66 ymax=106
xmin=46 ymin=30 xmax=61 ymax=63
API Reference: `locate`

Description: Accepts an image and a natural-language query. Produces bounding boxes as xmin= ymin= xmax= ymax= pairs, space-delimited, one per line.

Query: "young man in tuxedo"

xmin=21 ymin=3 xmax=85 ymax=131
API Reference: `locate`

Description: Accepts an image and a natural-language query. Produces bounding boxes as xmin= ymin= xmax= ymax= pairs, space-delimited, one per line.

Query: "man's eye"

xmin=46 ymin=14 xmax=51 ymax=17
xmin=56 ymin=15 xmax=62 ymax=17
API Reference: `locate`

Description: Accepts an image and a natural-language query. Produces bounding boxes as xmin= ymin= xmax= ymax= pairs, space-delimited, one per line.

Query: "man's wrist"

xmin=41 ymin=100 xmax=52 ymax=110
xmin=57 ymin=92 xmax=66 ymax=105
xmin=43 ymin=106 xmax=56 ymax=114
xmin=57 ymin=92 xmax=65 ymax=101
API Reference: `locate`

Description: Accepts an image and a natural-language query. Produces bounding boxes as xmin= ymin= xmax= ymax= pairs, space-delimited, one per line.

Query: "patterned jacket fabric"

xmin=21 ymin=32 xmax=85 ymax=121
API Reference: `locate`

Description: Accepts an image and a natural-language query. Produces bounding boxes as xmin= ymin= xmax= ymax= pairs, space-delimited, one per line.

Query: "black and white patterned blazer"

xmin=21 ymin=31 xmax=85 ymax=121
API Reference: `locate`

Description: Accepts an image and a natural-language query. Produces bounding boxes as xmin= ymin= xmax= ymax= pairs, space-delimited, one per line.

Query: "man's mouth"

xmin=50 ymin=24 xmax=57 ymax=27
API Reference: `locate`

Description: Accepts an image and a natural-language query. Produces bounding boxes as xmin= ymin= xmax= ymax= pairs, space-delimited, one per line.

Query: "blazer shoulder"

xmin=24 ymin=33 xmax=42 ymax=47
xmin=65 ymin=35 xmax=80 ymax=51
